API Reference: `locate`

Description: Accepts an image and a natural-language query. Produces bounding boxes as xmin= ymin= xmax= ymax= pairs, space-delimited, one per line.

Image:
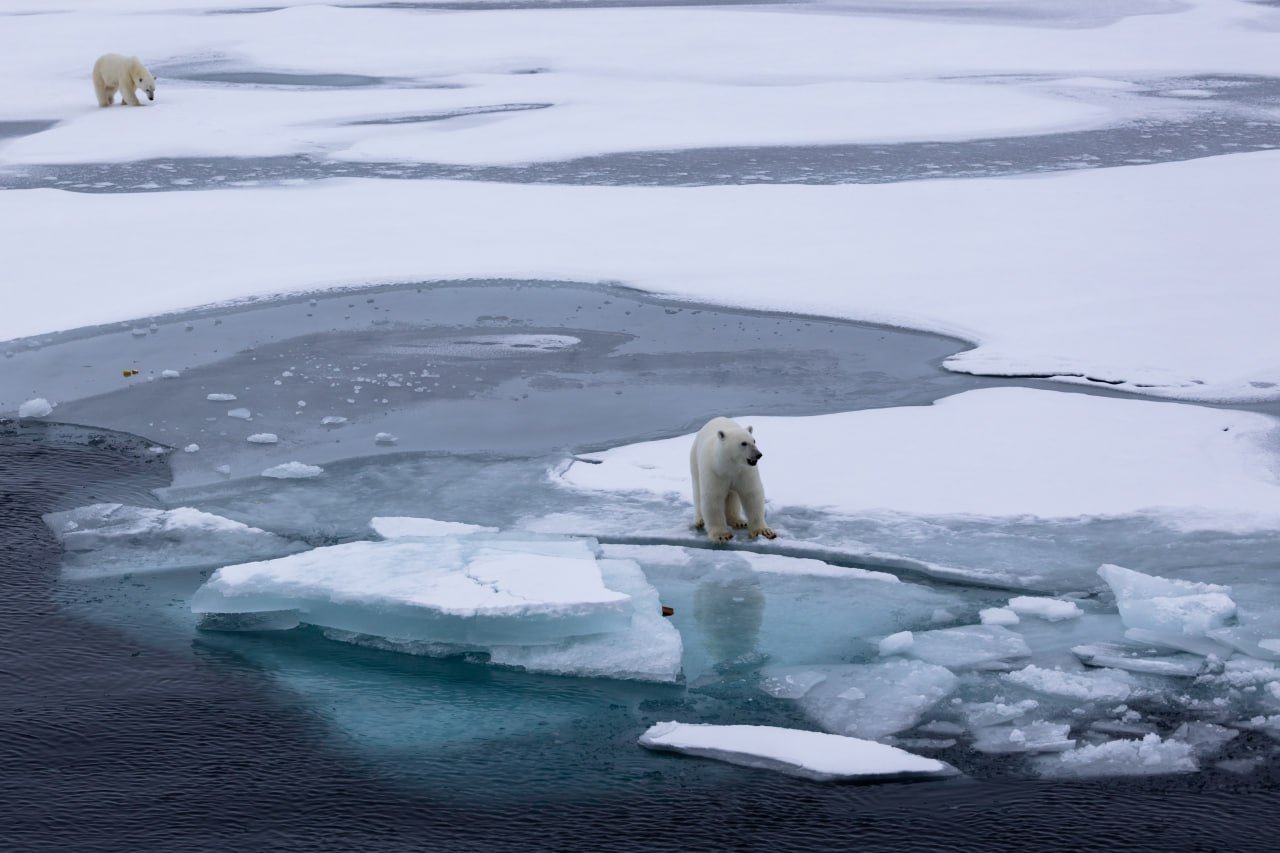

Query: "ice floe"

xmin=43 ymin=502 xmax=304 ymax=579
xmin=638 ymin=722 xmax=957 ymax=782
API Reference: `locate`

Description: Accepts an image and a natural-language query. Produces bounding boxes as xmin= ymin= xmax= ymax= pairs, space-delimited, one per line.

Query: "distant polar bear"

xmin=690 ymin=416 xmax=777 ymax=543
xmin=92 ymin=54 xmax=156 ymax=106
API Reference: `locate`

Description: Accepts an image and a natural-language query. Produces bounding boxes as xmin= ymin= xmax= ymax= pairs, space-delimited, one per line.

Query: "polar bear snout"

xmin=748 ymin=452 xmax=761 ymax=466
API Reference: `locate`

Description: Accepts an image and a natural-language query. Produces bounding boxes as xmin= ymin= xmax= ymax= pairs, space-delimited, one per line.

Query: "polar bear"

xmin=690 ymin=416 xmax=777 ymax=543
xmin=92 ymin=54 xmax=156 ymax=107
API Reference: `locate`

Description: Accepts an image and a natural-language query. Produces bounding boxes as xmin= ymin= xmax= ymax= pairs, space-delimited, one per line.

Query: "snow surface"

xmin=560 ymin=388 xmax=1280 ymax=530
xmin=191 ymin=534 xmax=634 ymax=645
xmin=638 ymin=722 xmax=957 ymax=782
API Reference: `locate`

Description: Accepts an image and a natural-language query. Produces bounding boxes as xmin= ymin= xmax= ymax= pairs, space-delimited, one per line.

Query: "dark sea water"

xmin=4 ymin=421 xmax=1279 ymax=852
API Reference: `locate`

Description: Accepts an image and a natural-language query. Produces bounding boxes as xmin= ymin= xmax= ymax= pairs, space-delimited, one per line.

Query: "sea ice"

xmin=43 ymin=502 xmax=304 ymax=579
xmin=261 ymin=462 xmax=323 ymax=479
xmin=901 ymin=625 xmax=1030 ymax=671
xmin=227 ymin=408 xmax=252 ymax=419
xmin=638 ymin=722 xmax=958 ymax=783
xmin=970 ymin=722 xmax=1075 ymax=755
xmin=1035 ymin=734 xmax=1197 ymax=778
xmin=192 ymin=534 xmax=633 ymax=646
xmin=161 ymin=369 xmax=180 ymax=379
xmin=1003 ymin=664 xmax=1134 ymax=703
xmin=1008 ymin=596 xmax=1082 ymax=622
xmin=1098 ymin=564 xmax=1236 ymax=639
xmin=878 ymin=631 xmax=914 ymax=656
xmin=370 ymin=517 xmax=499 ymax=539
xmin=326 ymin=558 xmax=682 ymax=682
xmin=959 ymin=699 xmax=1040 ymax=729
xmin=18 ymin=397 xmax=53 ymax=418
xmin=206 ymin=393 xmax=237 ymax=401
xmin=762 ymin=660 xmax=959 ymax=740
xmin=980 ymin=608 xmax=1020 ymax=626
xmin=1071 ymin=642 xmax=1207 ymax=677
xmin=247 ymin=433 xmax=279 ymax=444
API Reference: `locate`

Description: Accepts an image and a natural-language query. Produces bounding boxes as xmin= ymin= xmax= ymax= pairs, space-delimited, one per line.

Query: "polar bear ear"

xmin=747 ymin=425 xmax=753 ymax=434
xmin=717 ymin=430 xmax=725 ymax=439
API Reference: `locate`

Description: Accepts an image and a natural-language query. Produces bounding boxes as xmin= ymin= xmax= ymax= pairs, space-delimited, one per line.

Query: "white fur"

xmin=690 ymin=416 xmax=776 ymax=542
xmin=92 ymin=54 xmax=155 ymax=107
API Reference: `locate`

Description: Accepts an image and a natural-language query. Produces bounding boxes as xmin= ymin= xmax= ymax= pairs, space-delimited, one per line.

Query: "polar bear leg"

xmin=725 ymin=491 xmax=748 ymax=529
xmin=94 ymin=73 xmax=115 ymax=106
xmin=122 ymin=85 xmax=141 ymax=106
xmin=738 ymin=476 xmax=776 ymax=540
xmin=690 ymin=444 xmax=704 ymax=529
xmin=699 ymin=484 xmax=734 ymax=542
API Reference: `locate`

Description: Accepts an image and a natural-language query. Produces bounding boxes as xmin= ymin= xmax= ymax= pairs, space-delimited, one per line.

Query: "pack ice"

xmin=43 ymin=502 xmax=305 ymax=579
xmin=191 ymin=521 xmax=683 ymax=681
xmin=638 ymin=722 xmax=958 ymax=782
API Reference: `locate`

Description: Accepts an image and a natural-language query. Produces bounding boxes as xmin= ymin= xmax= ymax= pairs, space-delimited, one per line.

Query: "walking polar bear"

xmin=690 ymin=416 xmax=777 ymax=543
xmin=93 ymin=54 xmax=156 ymax=106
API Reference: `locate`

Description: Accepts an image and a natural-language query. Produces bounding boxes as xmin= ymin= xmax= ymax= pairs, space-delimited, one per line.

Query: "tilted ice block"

xmin=971 ymin=721 xmax=1075 ymax=755
xmin=1003 ymin=664 xmax=1135 ymax=702
xmin=1034 ymin=734 xmax=1197 ymax=778
xmin=960 ymin=699 xmax=1040 ymax=729
xmin=192 ymin=535 xmax=632 ymax=646
xmin=324 ymin=560 xmax=682 ymax=683
xmin=1122 ymin=627 xmax=1232 ymax=658
xmin=638 ymin=722 xmax=958 ymax=783
xmin=903 ymin=624 xmax=1030 ymax=671
xmin=43 ymin=502 xmax=305 ymax=579
xmin=1072 ymin=642 xmax=1207 ymax=677
xmin=1098 ymin=563 xmax=1236 ymax=637
xmin=766 ymin=660 xmax=959 ymax=740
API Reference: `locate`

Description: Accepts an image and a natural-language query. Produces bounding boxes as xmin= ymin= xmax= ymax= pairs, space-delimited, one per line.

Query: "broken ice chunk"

xmin=1171 ymin=721 xmax=1238 ymax=758
xmin=371 ymin=517 xmax=499 ymax=539
xmin=1098 ymin=564 xmax=1235 ymax=638
xmin=904 ymin=624 xmax=1030 ymax=670
xmin=960 ymin=699 xmax=1040 ymax=728
xmin=971 ymin=721 xmax=1075 ymax=754
xmin=192 ymin=535 xmax=632 ymax=646
xmin=246 ymin=433 xmax=279 ymax=444
xmin=261 ymin=462 xmax=323 ymax=479
xmin=980 ymin=607 xmax=1019 ymax=626
xmin=206 ymin=393 xmax=237 ymax=401
xmin=1071 ymin=642 xmax=1207 ymax=677
xmin=769 ymin=660 xmax=959 ymax=740
xmin=42 ymin=503 xmax=304 ymax=579
xmin=638 ymin=722 xmax=958 ymax=782
xmin=1004 ymin=664 xmax=1134 ymax=702
xmin=878 ymin=631 xmax=914 ymax=656
xmin=1008 ymin=596 xmax=1082 ymax=622
xmin=321 ymin=416 xmax=348 ymax=425
xmin=375 ymin=432 xmax=398 ymax=445
xmin=227 ymin=408 xmax=252 ymax=419
xmin=1205 ymin=627 xmax=1280 ymax=661
xmin=161 ymin=369 xmax=180 ymax=379
xmin=18 ymin=397 xmax=53 ymax=418
xmin=1034 ymin=734 xmax=1196 ymax=778
xmin=1122 ymin=627 xmax=1231 ymax=657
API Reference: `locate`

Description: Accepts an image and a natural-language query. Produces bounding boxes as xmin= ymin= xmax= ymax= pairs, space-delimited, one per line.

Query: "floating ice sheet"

xmin=192 ymin=534 xmax=633 ymax=646
xmin=900 ymin=624 xmax=1030 ymax=671
xmin=638 ymin=722 xmax=958 ymax=783
xmin=1003 ymin=664 xmax=1135 ymax=703
xmin=328 ymin=558 xmax=682 ymax=683
xmin=43 ymin=502 xmax=304 ymax=579
xmin=762 ymin=660 xmax=959 ymax=740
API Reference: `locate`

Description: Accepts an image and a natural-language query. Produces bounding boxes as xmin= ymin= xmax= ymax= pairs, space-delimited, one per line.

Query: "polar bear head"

xmin=132 ymin=59 xmax=156 ymax=100
xmin=717 ymin=423 xmax=763 ymax=467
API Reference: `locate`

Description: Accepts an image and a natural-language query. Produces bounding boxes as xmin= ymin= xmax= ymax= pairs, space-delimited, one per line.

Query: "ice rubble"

xmin=638 ymin=722 xmax=957 ymax=783
xmin=43 ymin=502 xmax=304 ymax=579
xmin=192 ymin=526 xmax=682 ymax=681
xmin=1035 ymin=734 xmax=1198 ymax=778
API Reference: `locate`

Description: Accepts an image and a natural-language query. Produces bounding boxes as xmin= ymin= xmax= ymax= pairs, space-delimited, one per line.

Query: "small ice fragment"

xmin=246 ymin=433 xmax=278 ymax=444
xmin=370 ymin=517 xmax=498 ymax=539
xmin=297 ymin=401 xmax=306 ymax=407
xmin=131 ymin=328 xmax=147 ymax=337
xmin=980 ymin=607 xmax=1019 ymax=626
xmin=18 ymin=397 xmax=54 ymax=418
xmin=960 ymin=699 xmax=1040 ymax=728
xmin=183 ymin=444 xmax=200 ymax=453
xmin=375 ymin=432 xmax=398 ymax=445
xmin=971 ymin=722 xmax=1075 ymax=754
xmin=879 ymin=631 xmax=914 ymax=656
xmin=148 ymin=446 xmax=166 ymax=454
xmin=1008 ymin=596 xmax=1082 ymax=622
xmin=207 ymin=393 xmax=237 ymax=401
xmin=1035 ymin=734 xmax=1196 ymax=778
xmin=637 ymin=722 xmax=958 ymax=782
xmin=227 ymin=408 xmax=252 ymax=419
xmin=214 ymin=464 xmax=231 ymax=475
xmin=321 ymin=416 xmax=348 ymax=425
xmin=160 ymin=369 xmax=181 ymax=379
xmin=262 ymin=462 xmax=323 ymax=479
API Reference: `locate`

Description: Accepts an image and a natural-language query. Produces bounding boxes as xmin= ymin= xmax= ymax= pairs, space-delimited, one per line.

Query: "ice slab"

xmin=980 ymin=607 xmax=1020 ymax=626
xmin=1008 ymin=596 xmax=1082 ymax=622
xmin=370 ymin=516 xmax=499 ymax=539
xmin=638 ymin=722 xmax=958 ymax=783
xmin=971 ymin=721 xmax=1075 ymax=755
xmin=1003 ymin=664 xmax=1135 ymax=703
xmin=762 ymin=660 xmax=959 ymax=740
xmin=1206 ymin=627 xmax=1280 ymax=661
xmin=43 ymin=503 xmax=304 ymax=579
xmin=900 ymin=624 xmax=1030 ymax=671
xmin=1071 ymin=642 xmax=1207 ymax=677
xmin=1123 ymin=627 xmax=1232 ymax=658
xmin=1098 ymin=563 xmax=1236 ymax=638
xmin=18 ymin=397 xmax=53 ymax=418
xmin=1035 ymin=734 xmax=1197 ymax=778
xmin=192 ymin=534 xmax=633 ymax=646
xmin=324 ymin=558 xmax=682 ymax=682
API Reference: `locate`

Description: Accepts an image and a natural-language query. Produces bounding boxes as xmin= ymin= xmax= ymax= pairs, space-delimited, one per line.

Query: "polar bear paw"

xmin=706 ymin=527 xmax=735 ymax=542
xmin=749 ymin=526 xmax=777 ymax=540
xmin=728 ymin=517 xmax=749 ymax=529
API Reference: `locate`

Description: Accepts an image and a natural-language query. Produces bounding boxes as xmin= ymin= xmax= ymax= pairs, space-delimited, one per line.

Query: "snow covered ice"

xmin=638 ymin=722 xmax=958 ymax=782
